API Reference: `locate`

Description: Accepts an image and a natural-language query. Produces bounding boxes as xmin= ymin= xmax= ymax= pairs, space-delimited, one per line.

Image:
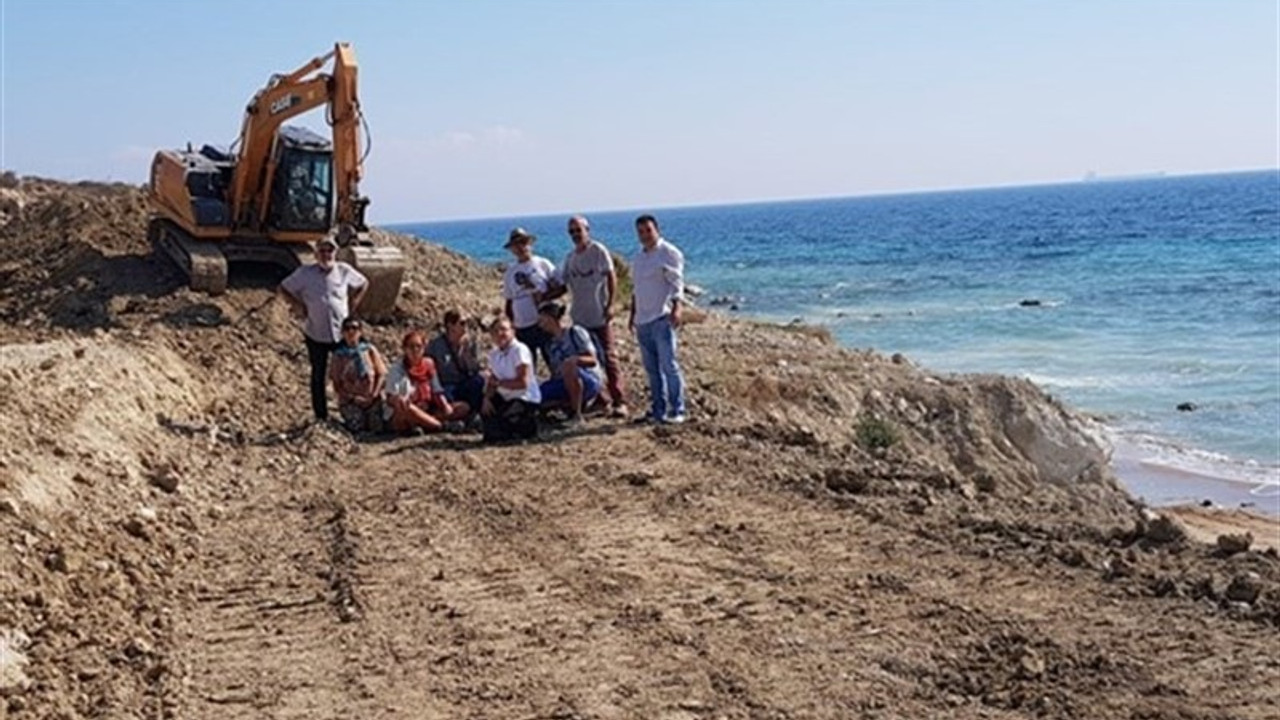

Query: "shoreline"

xmin=1109 ymin=440 xmax=1280 ymax=517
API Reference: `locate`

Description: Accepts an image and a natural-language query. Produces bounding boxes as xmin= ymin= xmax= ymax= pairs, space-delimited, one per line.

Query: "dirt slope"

xmin=1 ymin=177 xmax=1277 ymax=720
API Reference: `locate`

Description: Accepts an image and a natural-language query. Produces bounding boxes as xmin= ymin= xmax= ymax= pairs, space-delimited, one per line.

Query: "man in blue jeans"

xmin=628 ymin=214 xmax=687 ymax=424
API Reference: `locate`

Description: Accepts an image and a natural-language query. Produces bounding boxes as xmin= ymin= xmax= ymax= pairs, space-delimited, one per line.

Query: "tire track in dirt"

xmin=160 ymin=426 xmax=1280 ymax=719
xmin=171 ymin=491 xmax=383 ymax=719
xmin=333 ymin=431 xmax=924 ymax=718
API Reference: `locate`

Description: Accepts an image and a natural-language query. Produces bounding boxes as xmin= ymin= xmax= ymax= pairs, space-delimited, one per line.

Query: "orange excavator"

xmin=148 ymin=42 xmax=404 ymax=317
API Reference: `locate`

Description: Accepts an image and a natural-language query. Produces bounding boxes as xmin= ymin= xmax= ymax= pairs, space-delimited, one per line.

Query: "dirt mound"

xmin=1 ymin=176 xmax=1277 ymax=719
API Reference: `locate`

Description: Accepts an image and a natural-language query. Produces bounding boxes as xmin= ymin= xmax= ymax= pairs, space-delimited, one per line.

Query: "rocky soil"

xmin=0 ymin=177 xmax=1277 ymax=719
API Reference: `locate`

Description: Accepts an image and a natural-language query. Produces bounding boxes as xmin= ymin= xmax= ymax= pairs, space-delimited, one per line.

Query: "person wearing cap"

xmin=561 ymin=215 xmax=628 ymax=418
xmin=278 ymin=237 xmax=369 ymax=422
xmin=628 ymin=214 xmax=687 ymax=424
xmin=535 ymin=301 xmax=601 ymax=426
xmin=501 ymin=227 xmax=562 ymax=372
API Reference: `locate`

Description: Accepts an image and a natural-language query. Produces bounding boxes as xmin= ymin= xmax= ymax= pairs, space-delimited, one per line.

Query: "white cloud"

xmin=483 ymin=125 xmax=524 ymax=146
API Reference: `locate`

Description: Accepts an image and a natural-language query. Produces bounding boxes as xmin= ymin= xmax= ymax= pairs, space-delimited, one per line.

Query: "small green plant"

xmin=855 ymin=415 xmax=899 ymax=451
xmin=611 ymin=251 xmax=633 ymax=307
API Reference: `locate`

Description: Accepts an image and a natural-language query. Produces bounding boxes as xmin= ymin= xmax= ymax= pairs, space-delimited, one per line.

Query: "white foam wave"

xmin=1022 ymin=372 xmax=1122 ymax=390
xmin=1107 ymin=430 xmax=1280 ymax=491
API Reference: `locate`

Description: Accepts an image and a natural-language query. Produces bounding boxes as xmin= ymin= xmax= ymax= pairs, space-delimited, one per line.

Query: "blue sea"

xmin=392 ymin=170 xmax=1280 ymax=512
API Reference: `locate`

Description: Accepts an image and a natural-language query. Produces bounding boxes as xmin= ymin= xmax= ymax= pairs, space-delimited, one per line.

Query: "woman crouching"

xmin=386 ymin=330 xmax=469 ymax=433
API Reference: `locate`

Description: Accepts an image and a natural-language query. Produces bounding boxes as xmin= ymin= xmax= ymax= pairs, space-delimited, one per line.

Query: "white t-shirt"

xmin=631 ymin=239 xmax=684 ymax=326
xmin=279 ymin=262 xmax=368 ymax=343
xmin=487 ymin=341 xmax=542 ymax=404
xmin=502 ymin=256 xmax=559 ymax=329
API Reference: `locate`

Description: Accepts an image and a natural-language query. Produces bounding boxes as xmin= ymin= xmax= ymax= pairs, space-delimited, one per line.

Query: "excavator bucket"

xmin=339 ymin=244 xmax=405 ymax=321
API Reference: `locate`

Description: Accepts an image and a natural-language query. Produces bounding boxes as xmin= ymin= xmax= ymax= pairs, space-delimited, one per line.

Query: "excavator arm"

xmin=228 ymin=43 xmax=367 ymax=232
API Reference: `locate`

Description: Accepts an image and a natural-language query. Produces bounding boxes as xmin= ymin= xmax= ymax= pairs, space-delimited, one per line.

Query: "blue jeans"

xmin=636 ymin=315 xmax=686 ymax=419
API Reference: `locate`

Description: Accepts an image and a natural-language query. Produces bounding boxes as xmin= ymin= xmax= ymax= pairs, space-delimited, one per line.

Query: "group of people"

xmin=277 ymin=214 xmax=689 ymax=441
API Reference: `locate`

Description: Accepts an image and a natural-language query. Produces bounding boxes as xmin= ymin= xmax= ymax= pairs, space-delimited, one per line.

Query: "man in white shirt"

xmin=561 ymin=215 xmax=628 ymax=417
xmin=628 ymin=214 xmax=687 ymax=424
xmin=501 ymin=227 xmax=560 ymax=372
xmin=278 ymin=236 xmax=368 ymax=421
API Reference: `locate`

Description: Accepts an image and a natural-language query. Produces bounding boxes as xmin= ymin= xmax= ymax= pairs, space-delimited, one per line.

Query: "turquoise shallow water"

xmin=393 ymin=170 xmax=1280 ymax=511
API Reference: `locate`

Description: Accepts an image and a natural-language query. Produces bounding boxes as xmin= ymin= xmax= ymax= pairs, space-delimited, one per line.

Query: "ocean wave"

xmin=1021 ymin=372 xmax=1124 ymax=390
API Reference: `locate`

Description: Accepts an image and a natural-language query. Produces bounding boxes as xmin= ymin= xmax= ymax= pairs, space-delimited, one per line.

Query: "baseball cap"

xmin=537 ymin=300 xmax=566 ymax=318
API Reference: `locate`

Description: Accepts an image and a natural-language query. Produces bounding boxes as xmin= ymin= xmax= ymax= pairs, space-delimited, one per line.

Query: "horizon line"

xmin=381 ymin=166 xmax=1279 ymax=226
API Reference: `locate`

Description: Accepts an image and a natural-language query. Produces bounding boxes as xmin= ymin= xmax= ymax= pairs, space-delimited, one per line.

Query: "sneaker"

xmin=664 ymin=413 xmax=687 ymax=425
xmin=632 ymin=412 xmax=662 ymax=425
xmin=564 ymin=415 xmax=586 ymax=431
xmin=609 ymin=403 xmax=630 ymax=419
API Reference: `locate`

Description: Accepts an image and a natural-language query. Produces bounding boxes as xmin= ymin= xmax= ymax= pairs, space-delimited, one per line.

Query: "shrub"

xmin=855 ymin=415 xmax=899 ymax=451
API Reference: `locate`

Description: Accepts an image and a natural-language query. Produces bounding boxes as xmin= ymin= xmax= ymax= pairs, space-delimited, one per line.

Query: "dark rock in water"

xmin=891 ymin=353 xmax=907 ymax=365
xmin=1019 ymin=299 xmax=1043 ymax=307
xmin=728 ymin=303 xmax=740 ymax=312
xmin=1176 ymin=402 xmax=1197 ymax=412
xmin=708 ymin=295 xmax=733 ymax=307
xmin=1200 ymin=498 xmax=1213 ymax=507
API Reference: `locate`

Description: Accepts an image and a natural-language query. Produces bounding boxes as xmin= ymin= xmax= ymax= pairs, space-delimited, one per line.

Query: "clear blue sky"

xmin=2 ymin=0 xmax=1276 ymax=222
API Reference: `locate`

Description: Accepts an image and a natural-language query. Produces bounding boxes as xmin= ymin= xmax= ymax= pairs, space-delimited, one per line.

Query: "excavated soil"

xmin=1 ymin=177 xmax=1277 ymax=720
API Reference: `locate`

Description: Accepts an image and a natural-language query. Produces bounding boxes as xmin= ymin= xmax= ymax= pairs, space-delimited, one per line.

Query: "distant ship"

xmin=1082 ymin=170 xmax=1168 ymax=182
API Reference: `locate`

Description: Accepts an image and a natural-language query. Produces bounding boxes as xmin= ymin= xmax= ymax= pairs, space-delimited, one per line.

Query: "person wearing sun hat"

xmin=278 ymin=235 xmax=369 ymax=422
xmin=501 ymin=227 xmax=562 ymax=372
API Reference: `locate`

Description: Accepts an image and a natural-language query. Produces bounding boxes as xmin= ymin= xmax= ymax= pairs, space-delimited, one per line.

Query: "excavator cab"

xmin=267 ymin=126 xmax=334 ymax=233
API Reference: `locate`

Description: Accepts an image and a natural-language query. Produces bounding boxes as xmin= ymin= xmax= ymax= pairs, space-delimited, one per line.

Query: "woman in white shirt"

xmin=481 ymin=317 xmax=541 ymax=441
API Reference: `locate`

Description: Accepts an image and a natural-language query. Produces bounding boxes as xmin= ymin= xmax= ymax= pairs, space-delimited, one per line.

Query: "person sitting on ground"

xmin=426 ymin=309 xmax=485 ymax=416
xmin=329 ymin=317 xmax=388 ymax=433
xmin=480 ymin=317 xmax=541 ymax=442
xmin=385 ymin=330 xmax=469 ymax=434
xmin=535 ymin=301 xmax=601 ymax=426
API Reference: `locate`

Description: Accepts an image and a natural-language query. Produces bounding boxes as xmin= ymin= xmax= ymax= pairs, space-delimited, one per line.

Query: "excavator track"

xmin=148 ymin=217 xmax=229 ymax=295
